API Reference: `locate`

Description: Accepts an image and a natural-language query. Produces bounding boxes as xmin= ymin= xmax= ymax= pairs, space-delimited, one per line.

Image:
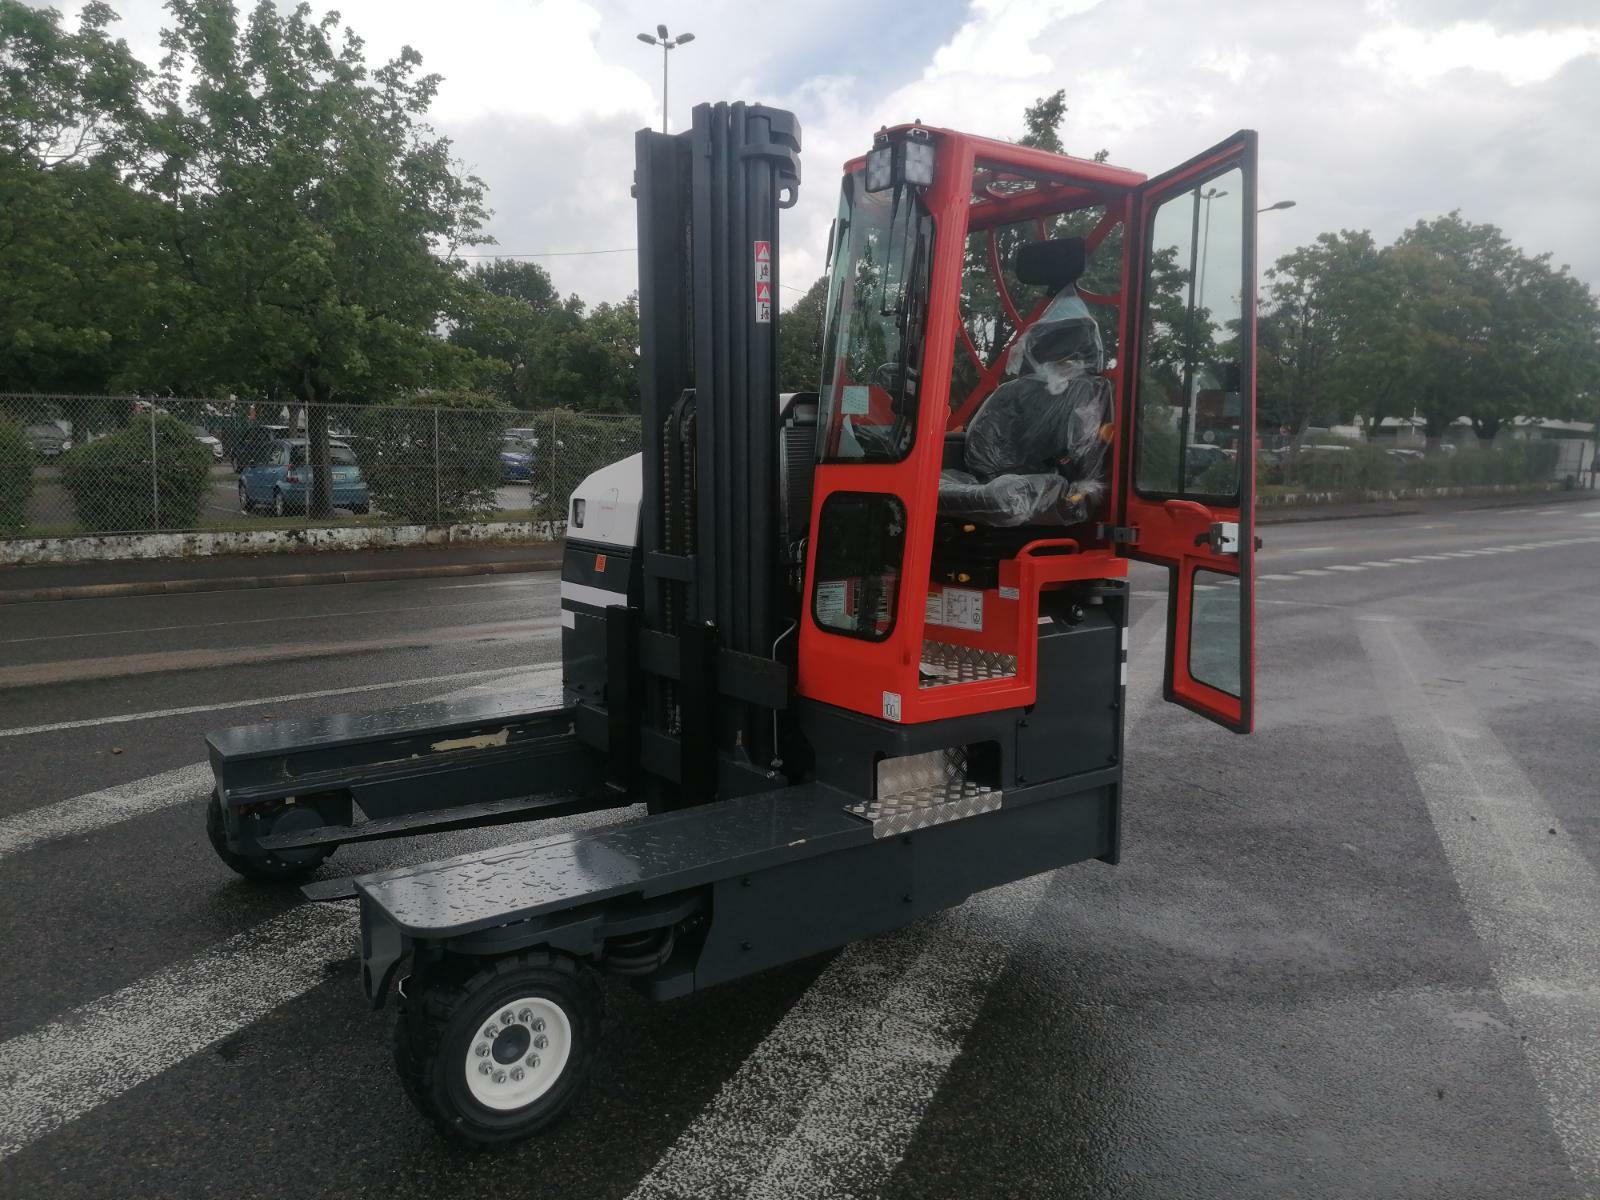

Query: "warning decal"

xmin=754 ymin=240 xmax=772 ymax=323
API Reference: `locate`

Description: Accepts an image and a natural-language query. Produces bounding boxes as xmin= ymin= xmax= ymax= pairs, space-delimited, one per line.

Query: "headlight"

xmin=902 ymin=138 xmax=935 ymax=186
xmin=865 ymin=143 xmax=894 ymax=192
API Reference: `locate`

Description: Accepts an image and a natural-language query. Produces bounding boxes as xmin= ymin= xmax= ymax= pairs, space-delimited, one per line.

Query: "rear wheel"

xmin=272 ymin=489 xmax=288 ymax=518
xmin=238 ymin=483 xmax=253 ymax=514
xmin=205 ymin=790 xmax=335 ymax=883
xmin=394 ymin=950 xmax=602 ymax=1148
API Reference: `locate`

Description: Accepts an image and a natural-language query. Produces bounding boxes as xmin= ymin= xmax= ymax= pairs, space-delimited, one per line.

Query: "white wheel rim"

xmin=463 ymin=996 xmax=572 ymax=1112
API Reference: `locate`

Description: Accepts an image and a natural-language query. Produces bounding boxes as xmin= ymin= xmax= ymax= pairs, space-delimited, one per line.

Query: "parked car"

xmin=191 ymin=426 xmax=225 ymax=460
xmin=239 ymin=439 xmax=370 ymax=516
xmin=500 ymin=435 xmax=535 ymax=483
xmin=25 ymin=423 xmax=73 ymax=457
xmin=1184 ymin=443 xmax=1236 ymax=487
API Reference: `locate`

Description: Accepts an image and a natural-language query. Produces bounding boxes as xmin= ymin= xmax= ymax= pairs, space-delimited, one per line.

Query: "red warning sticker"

xmin=754 ymin=241 xmax=772 ymax=323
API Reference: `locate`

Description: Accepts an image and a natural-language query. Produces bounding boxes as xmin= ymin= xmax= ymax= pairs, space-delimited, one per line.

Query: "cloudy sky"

xmin=68 ymin=0 xmax=1600 ymax=305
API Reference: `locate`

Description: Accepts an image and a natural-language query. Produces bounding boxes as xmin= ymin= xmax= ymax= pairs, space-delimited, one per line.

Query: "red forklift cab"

xmin=798 ymin=126 xmax=1257 ymax=733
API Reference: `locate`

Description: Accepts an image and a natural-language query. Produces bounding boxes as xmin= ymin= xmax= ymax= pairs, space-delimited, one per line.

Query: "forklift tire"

xmin=393 ymin=950 xmax=602 ymax=1148
xmin=205 ymin=790 xmax=334 ymax=883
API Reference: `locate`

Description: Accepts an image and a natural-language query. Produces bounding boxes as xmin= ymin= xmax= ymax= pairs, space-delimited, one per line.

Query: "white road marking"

xmin=1414 ymin=554 xmax=1451 ymax=561
xmin=1362 ymin=619 xmax=1600 ymax=1190
xmin=0 ymin=795 xmax=631 ymax=1161
xmin=1294 ymin=569 xmax=1332 ymax=576
xmin=0 ymin=669 xmax=562 ymax=859
xmin=1258 ymin=573 xmax=1297 ymax=581
xmin=1272 ymin=545 xmax=1335 ymax=555
xmin=1439 ymin=552 xmax=1476 ymax=558
xmin=0 ymin=904 xmax=358 ymax=1160
xmin=628 ymin=613 xmax=1168 ymax=1200
xmin=1326 ymin=564 xmax=1366 ymax=572
xmin=1582 ymin=511 xmax=1600 ymax=519
xmin=0 ymin=762 xmax=212 ymax=861
xmin=1388 ymin=557 xmax=1426 ymax=564
xmin=0 ymin=664 xmax=546 ymax=739
xmin=1359 ymin=561 xmax=1399 ymax=568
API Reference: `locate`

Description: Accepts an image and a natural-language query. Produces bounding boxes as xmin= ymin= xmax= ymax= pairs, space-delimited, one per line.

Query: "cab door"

xmin=1117 ymin=131 xmax=1257 ymax=732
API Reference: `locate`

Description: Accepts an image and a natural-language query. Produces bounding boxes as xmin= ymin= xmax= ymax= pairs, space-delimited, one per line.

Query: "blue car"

xmin=500 ymin=436 xmax=535 ymax=483
xmin=239 ymin=439 xmax=370 ymax=517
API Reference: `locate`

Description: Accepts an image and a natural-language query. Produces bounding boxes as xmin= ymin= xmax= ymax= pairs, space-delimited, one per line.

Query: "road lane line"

xmin=0 ymin=663 xmax=550 ymax=739
xmin=1358 ymin=561 xmax=1399 ymax=567
xmin=1293 ymin=569 xmax=1332 ymax=576
xmin=628 ymin=613 xmax=1168 ymax=1200
xmin=0 ymin=669 xmax=562 ymax=858
xmin=1388 ymin=557 xmax=1425 ymax=563
xmin=0 ymin=793 xmax=631 ymax=1161
xmin=1326 ymin=565 xmax=1366 ymax=572
xmin=0 ymin=904 xmax=358 ymax=1160
xmin=1258 ymin=573 xmax=1296 ymax=581
xmin=1362 ymin=619 xmax=1600 ymax=1190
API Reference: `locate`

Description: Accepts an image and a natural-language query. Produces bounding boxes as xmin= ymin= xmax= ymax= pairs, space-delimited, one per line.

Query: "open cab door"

xmin=1117 ymin=132 xmax=1258 ymax=732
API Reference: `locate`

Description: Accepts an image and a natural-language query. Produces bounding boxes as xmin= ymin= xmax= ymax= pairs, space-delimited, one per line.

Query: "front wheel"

xmin=238 ymin=483 xmax=254 ymax=514
xmin=205 ymin=790 xmax=334 ymax=883
xmin=394 ymin=950 xmax=602 ymax=1148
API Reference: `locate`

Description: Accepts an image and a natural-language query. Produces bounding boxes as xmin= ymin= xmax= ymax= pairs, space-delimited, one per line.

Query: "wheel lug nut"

xmin=500 ymin=1010 xmax=515 ymax=1024
xmin=474 ymin=1044 xmax=490 ymax=1057
xmin=531 ymin=1018 xmax=545 ymax=1032
xmin=533 ymin=1034 xmax=548 ymax=1050
xmin=517 ymin=1008 xmax=533 ymax=1023
xmin=525 ymin=1054 xmax=540 ymax=1069
xmin=478 ymin=1062 xmax=492 ymax=1076
xmin=483 ymin=1025 xmax=498 ymax=1039
xmin=492 ymin=1070 xmax=507 ymax=1084
xmin=510 ymin=1068 xmax=525 ymax=1082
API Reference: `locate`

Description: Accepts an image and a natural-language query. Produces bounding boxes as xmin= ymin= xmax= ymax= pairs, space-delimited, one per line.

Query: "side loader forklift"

xmin=205 ymin=101 xmax=1258 ymax=1145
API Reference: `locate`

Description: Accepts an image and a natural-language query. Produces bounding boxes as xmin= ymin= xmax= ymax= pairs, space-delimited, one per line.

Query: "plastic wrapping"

xmin=939 ymin=283 xmax=1113 ymax=527
xmin=938 ymin=470 xmax=1105 ymax=527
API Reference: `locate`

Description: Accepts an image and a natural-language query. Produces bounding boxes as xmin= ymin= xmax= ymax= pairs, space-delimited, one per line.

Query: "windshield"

xmin=816 ymin=171 xmax=935 ymax=463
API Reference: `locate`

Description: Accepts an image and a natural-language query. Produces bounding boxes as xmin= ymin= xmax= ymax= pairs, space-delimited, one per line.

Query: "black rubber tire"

xmin=205 ymin=790 xmax=334 ymax=883
xmin=272 ymin=489 xmax=288 ymax=517
xmin=394 ymin=950 xmax=602 ymax=1148
xmin=238 ymin=484 xmax=254 ymax=514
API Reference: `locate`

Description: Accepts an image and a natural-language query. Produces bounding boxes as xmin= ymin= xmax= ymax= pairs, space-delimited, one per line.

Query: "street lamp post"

xmin=1258 ymin=199 xmax=1297 ymax=214
xmin=636 ymin=25 xmax=695 ymax=134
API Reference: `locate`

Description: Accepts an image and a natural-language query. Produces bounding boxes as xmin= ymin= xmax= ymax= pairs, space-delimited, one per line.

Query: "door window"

xmin=1134 ymin=167 xmax=1246 ymax=501
xmin=1189 ymin=567 xmax=1242 ymax=697
xmin=810 ymin=492 xmax=907 ymax=641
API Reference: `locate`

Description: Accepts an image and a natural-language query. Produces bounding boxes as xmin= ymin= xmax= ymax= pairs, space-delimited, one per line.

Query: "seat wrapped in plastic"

xmin=939 ymin=288 xmax=1112 ymax=526
xmin=938 ymin=469 xmax=1105 ymax=527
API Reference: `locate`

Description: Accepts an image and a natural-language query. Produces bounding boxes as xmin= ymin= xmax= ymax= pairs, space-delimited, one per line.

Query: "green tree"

xmin=145 ymin=0 xmax=490 ymax=514
xmin=0 ymin=1 xmax=176 ymax=393
xmin=778 ymin=275 xmax=828 ymax=392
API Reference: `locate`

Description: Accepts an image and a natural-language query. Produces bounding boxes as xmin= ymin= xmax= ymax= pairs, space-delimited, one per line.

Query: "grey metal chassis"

xmin=206 ymin=688 xmax=622 ymax=861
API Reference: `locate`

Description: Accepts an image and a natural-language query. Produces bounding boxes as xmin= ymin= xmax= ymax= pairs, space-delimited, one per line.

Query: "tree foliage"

xmin=778 ymin=274 xmax=829 ymax=393
xmin=60 ymin=411 xmax=211 ymax=531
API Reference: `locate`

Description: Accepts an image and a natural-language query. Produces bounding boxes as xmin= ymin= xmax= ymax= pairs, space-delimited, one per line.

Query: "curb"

xmin=0 ymin=556 xmax=561 ymax=605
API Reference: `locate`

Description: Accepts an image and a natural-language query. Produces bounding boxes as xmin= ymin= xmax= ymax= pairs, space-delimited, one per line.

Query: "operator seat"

xmin=937 ymin=237 xmax=1112 ymax=529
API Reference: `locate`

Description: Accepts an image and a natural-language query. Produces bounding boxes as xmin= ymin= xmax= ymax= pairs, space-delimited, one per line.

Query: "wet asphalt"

xmin=0 ymin=496 xmax=1597 ymax=1199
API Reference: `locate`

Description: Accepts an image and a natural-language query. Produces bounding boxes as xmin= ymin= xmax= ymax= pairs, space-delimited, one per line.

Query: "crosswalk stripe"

xmin=1363 ymin=620 xmax=1600 ymax=1190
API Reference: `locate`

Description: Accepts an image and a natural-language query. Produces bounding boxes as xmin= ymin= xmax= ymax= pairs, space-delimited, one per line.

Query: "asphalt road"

xmin=2 ymin=496 xmax=1598 ymax=1198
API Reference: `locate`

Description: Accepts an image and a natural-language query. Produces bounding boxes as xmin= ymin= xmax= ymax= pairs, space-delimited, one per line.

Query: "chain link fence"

xmin=0 ymin=394 xmax=640 ymax=539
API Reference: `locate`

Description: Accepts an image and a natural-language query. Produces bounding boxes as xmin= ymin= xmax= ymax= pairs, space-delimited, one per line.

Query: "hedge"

xmin=60 ymin=412 xmax=213 ymax=532
xmin=0 ymin=416 xmax=33 ymax=532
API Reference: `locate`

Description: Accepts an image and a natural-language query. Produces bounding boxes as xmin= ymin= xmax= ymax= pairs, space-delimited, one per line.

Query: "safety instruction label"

xmin=881 ymin=691 xmax=902 ymax=722
xmin=753 ymin=240 xmax=772 ymax=323
xmin=814 ymin=579 xmax=847 ymax=623
xmin=926 ymin=587 xmax=983 ymax=631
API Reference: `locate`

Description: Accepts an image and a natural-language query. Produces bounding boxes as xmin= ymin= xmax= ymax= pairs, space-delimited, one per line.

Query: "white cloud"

xmin=46 ymin=0 xmax=1600 ymax=305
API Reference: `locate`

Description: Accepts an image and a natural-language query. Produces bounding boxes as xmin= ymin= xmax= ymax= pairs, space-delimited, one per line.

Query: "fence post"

xmin=150 ymin=407 xmax=160 ymax=532
xmin=433 ymin=407 xmax=442 ymax=526
xmin=547 ymin=410 xmax=561 ymax=533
